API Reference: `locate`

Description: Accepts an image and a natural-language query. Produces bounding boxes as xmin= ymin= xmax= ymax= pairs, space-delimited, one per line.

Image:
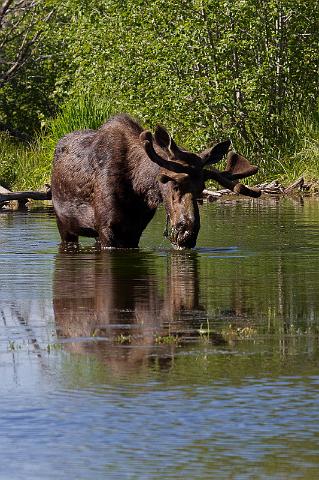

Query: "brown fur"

xmin=52 ymin=115 xmax=162 ymax=247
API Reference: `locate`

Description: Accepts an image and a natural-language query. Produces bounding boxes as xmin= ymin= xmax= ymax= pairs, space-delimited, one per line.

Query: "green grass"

xmin=0 ymin=133 xmax=28 ymax=188
xmin=278 ymin=114 xmax=319 ymax=185
xmin=0 ymin=133 xmax=52 ymax=191
xmin=1 ymin=95 xmax=319 ymax=191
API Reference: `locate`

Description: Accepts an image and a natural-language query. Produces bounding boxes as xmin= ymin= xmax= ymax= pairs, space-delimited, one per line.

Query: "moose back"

xmin=51 ymin=114 xmax=260 ymax=249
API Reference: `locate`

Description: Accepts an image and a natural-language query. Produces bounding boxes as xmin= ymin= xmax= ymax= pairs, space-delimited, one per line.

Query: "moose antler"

xmin=140 ymin=130 xmax=193 ymax=175
xmin=203 ymin=151 xmax=261 ymax=198
xmin=154 ymin=126 xmax=199 ymax=167
xmin=141 ymin=126 xmax=261 ymax=198
xmin=200 ymin=140 xmax=232 ymax=166
xmin=221 ymin=151 xmax=259 ymax=180
xmin=203 ymin=168 xmax=261 ymax=197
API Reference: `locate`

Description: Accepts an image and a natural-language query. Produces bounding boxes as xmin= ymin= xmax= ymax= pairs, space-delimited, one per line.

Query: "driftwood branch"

xmin=0 ymin=190 xmax=51 ymax=203
xmin=284 ymin=176 xmax=304 ymax=194
xmin=202 ymin=188 xmax=222 ymax=202
xmin=0 ymin=185 xmax=51 ymax=208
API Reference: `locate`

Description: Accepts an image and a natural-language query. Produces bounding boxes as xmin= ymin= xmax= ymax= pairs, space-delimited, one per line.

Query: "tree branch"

xmin=0 ymin=29 xmax=42 ymax=86
xmin=0 ymin=0 xmax=14 ymax=27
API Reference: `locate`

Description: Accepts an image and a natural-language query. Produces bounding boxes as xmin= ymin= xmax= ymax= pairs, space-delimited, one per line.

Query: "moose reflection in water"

xmin=53 ymin=251 xmax=226 ymax=374
xmin=51 ymin=114 xmax=260 ymax=250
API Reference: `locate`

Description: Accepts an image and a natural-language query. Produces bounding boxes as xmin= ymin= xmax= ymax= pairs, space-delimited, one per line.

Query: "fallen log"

xmin=0 ymin=185 xmax=12 ymax=208
xmin=284 ymin=176 xmax=304 ymax=194
xmin=0 ymin=185 xmax=11 ymax=194
xmin=0 ymin=185 xmax=51 ymax=209
xmin=0 ymin=189 xmax=51 ymax=203
xmin=202 ymin=188 xmax=222 ymax=202
xmin=257 ymin=180 xmax=285 ymax=194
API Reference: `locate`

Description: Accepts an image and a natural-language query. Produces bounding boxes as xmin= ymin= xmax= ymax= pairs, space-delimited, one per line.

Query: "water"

xmin=1 ymin=198 xmax=319 ymax=479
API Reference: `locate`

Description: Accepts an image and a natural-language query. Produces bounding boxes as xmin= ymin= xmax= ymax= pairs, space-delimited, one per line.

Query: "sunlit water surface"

xmin=1 ymin=197 xmax=319 ymax=479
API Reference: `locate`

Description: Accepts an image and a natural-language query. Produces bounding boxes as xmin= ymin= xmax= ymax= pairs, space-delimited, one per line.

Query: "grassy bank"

xmin=277 ymin=113 xmax=319 ymax=184
xmin=1 ymin=96 xmax=319 ymax=192
xmin=0 ymin=96 xmax=115 ymax=191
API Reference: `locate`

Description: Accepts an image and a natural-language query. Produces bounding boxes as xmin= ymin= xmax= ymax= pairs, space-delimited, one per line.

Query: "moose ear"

xmin=158 ymin=173 xmax=170 ymax=184
xmin=158 ymin=171 xmax=189 ymax=184
xmin=140 ymin=130 xmax=155 ymax=159
xmin=200 ymin=139 xmax=231 ymax=166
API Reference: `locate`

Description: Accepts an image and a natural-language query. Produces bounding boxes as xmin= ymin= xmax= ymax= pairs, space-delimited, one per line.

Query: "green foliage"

xmin=0 ymin=0 xmax=318 ymax=189
xmin=2 ymin=97 xmax=319 ymax=191
xmin=0 ymin=133 xmax=49 ymax=190
xmin=59 ymin=0 xmax=318 ymax=155
xmin=0 ymin=134 xmax=22 ymax=187
xmin=279 ymin=109 xmax=319 ymax=183
xmin=0 ymin=1 xmax=72 ymax=135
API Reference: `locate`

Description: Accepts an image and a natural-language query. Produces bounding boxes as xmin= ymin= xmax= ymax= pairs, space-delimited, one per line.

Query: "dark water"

xmin=1 ymin=197 xmax=319 ymax=479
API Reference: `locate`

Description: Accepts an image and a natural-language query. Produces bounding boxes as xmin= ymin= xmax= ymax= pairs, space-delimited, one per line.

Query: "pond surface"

xmin=1 ymin=197 xmax=319 ymax=479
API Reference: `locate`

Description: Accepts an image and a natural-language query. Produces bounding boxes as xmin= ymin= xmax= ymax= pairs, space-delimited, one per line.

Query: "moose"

xmin=51 ymin=114 xmax=260 ymax=249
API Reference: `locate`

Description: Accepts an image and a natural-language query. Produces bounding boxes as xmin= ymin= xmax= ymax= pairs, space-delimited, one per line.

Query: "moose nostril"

xmin=176 ymin=221 xmax=186 ymax=231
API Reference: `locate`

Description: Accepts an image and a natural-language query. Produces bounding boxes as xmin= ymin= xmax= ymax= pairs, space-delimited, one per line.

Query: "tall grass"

xmin=49 ymin=94 xmax=116 ymax=144
xmin=278 ymin=111 xmax=319 ymax=184
xmin=34 ymin=94 xmax=117 ymax=189
xmin=0 ymin=133 xmax=28 ymax=188
xmin=0 ymin=95 xmax=116 ymax=190
xmin=1 ymin=94 xmax=319 ymax=191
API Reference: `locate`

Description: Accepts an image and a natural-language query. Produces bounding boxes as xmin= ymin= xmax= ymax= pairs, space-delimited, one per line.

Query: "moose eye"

xmin=158 ymin=174 xmax=170 ymax=184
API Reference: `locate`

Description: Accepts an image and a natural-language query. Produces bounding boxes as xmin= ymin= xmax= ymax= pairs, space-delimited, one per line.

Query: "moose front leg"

xmin=97 ymin=224 xmax=139 ymax=249
xmin=56 ymin=218 xmax=79 ymax=251
xmin=56 ymin=218 xmax=78 ymax=242
xmin=94 ymin=192 xmax=149 ymax=248
xmin=98 ymin=224 xmax=119 ymax=249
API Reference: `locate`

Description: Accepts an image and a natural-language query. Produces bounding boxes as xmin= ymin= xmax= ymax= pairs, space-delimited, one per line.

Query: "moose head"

xmin=140 ymin=126 xmax=261 ymax=249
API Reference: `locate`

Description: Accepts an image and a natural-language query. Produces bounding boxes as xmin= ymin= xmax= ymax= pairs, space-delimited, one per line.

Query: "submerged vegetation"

xmin=0 ymin=1 xmax=318 ymax=189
